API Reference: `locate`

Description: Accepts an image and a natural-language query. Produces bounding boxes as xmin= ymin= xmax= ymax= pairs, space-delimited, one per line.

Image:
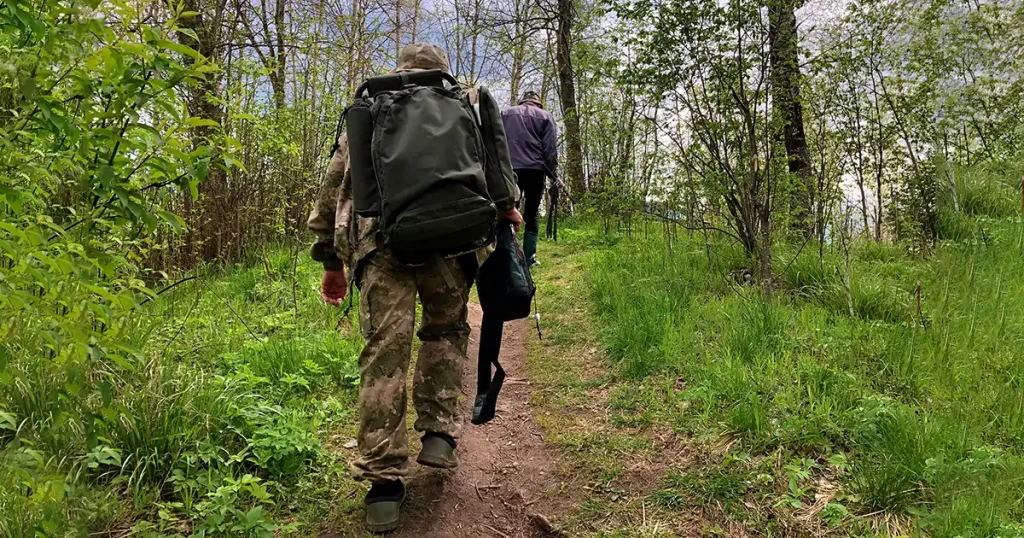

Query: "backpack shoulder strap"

xmin=362 ymin=70 xmax=457 ymax=96
xmin=476 ymin=86 xmax=516 ymax=211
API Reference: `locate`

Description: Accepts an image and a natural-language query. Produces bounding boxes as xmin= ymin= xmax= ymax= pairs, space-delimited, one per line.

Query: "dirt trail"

xmin=391 ymin=303 xmax=559 ymax=537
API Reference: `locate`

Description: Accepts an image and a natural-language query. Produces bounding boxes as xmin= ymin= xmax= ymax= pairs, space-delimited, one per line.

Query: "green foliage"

xmin=0 ymin=0 xmax=296 ymax=533
xmin=133 ymin=474 xmax=298 ymax=538
xmin=580 ymin=163 xmax=1024 ymax=534
xmin=1 ymin=0 xmax=227 ymax=376
xmin=242 ymin=406 xmax=322 ymax=477
xmin=0 ymin=240 xmax=361 ymax=533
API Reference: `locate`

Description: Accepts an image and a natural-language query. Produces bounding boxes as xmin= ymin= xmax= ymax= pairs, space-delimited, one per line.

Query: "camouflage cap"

xmin=394 ymin=43 xmax=450 ymax=74
xmin=519 ymin=90 xmax=542 ymax=106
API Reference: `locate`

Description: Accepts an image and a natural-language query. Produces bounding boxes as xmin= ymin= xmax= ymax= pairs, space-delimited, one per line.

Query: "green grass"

xmin=579 ymin=165 xmax=1024 ymax=536
xmin=659 ymin=464 xmax=749 ymax=508
xmin=0 ymin=245 xmax=365 ymax=536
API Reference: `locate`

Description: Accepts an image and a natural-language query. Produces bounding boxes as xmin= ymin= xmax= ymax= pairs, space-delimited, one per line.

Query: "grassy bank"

xmin=1 ymin=246 xmax=365 ymax=536
xmin=579 ymin=165 xmax=1024 ymax=535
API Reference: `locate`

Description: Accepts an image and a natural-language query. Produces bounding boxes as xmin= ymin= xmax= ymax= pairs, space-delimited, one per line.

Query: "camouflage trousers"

xmin=351 ymin=248 xmax=473 ymax=483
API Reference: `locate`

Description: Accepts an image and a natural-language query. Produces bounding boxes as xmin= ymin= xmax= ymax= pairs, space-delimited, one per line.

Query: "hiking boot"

xmin=416 ymin=432 xmax=459 ymax=469
xmin=365 ymin=479 xmax=406 ymax=533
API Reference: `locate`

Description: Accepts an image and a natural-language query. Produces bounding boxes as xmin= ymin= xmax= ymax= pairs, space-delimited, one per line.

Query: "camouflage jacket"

xmin=307 ymin=87 xmax=517 ymax=273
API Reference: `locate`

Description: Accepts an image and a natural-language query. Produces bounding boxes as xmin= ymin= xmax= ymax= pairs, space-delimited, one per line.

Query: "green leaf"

xmin=185 ymin=117 xmax=221 ymax=129
xmin=0 ymin=186 xmax=26 ymax=212
xmin=158 ymin=210 xmax=184 ymax=234
xmin=9 ymin=2 xmax=44 ymax=36
xmin=39 ymin=330 xmax=59 ymax=351
xmin=188 ymin=161 xmax=210 ymax=185
xmin=97 ymin=165 xmax=116 ymax=189
xmin=113 ymin=188 xmax=147 ymax=221
xmin=17 ymin=74 xmax=36 ymax=100
xmin=86 ymin=445 xmax=123 ymax=468
xmin=106 ymin=353 xmax=136 ymax=372
xmin=0 ymin=409 xmax=17 ymax=431
xmin=120 ymin=42 xmax=149 ymax=58
xmin=177 ymin=27 xmax=200 ymax=43
xmin=195 ymin=63 xmax=220 ymax=74
xmin=156 ymin=39 xmax=203 ymax=60
xmin=39 ymin=101 xmax=71 ymax=135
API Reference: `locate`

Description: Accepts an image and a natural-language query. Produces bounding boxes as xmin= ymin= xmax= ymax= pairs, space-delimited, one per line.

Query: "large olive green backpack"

xmin=343 ymin=69 xmax=515 ymax=264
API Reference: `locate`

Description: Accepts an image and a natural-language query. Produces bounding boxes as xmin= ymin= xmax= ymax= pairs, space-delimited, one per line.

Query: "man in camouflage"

xmin=307 ymin=43 xmax=521 ymax=532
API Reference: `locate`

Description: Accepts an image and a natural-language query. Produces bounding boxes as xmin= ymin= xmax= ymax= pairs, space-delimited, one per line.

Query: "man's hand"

xmin=321 ymin=269 xmax=347 ymax=307
xmin=500 ymin=208 xmax=523 ymax=231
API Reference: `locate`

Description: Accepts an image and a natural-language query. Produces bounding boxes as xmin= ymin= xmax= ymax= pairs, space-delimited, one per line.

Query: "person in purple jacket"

xmin=501 ymin=90 xmax=558 ymax=266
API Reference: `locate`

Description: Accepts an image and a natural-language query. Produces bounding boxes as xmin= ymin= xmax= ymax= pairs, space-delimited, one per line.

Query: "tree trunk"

xmin=508 ymin=5 xmax=526 ymax=107
xmin=556 ymin=0 xmax=584 ymax=197
xmin=270 ymin=0 xmax=287 ymax=110
xmin=509 ymin=51 xmax=524 ymax=107
xmin=175 ymin=0 xmax=227 ymax=264
xmin=768 ymin=0 xmax=813 ymax=237
xmin=395 ymin=0 xmax=403 ymax=59
xmin=469 ymin=0 xmax=481 ymax=84
xmin=871 ymin=71 xmax=884 ymax=241
xmin=540 ymin=32 xmax=554 ymax=105
xmin=411 ymin=0 xmax=420 ymax=42
xmin=346 ymin=0 xmax=364 ymax=96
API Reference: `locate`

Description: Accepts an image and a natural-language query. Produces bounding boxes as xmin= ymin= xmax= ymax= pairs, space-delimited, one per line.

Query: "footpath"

xmin=390 ymin=303 xmax=561 ymax=538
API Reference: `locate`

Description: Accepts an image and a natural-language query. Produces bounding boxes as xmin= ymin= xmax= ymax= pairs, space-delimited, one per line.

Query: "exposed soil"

xmin=389 ymin=303 xmax=561 ymax=538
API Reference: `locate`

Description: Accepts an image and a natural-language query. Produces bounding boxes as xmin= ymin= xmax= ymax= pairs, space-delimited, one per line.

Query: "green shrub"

xmin=241 ymin=406 xmax=322 ymax=477
xmin=850 ymin=397 xmax=930 ymax=511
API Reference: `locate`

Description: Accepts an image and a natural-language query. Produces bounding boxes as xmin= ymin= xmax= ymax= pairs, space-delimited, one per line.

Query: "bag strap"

xmin=328 ymin=105 xmax=350 ymax=159
xmin=472 ymin=311 xmax=506 ymax=425
xmin=476 ymin=86 xmax=517 ymax=209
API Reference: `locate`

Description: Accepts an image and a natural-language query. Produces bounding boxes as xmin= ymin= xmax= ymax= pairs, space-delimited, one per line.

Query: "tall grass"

xmin=583 ymin=165 xmax=1024 ymax=534
xmin=0 ymin=246 xmax=361 ymax=534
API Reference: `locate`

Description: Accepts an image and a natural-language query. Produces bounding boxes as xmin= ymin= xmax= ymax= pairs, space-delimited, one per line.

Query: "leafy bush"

xmin=0 ymin=4 xmax=361 ymax=525
xmin=241 ymin=406 xmax=322 ymax=477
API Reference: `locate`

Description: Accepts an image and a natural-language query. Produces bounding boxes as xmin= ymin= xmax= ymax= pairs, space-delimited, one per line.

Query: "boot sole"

xmin=366 ymin=488 xmax=405 ymax=533
xmin=367 ymin=518 xmax=400 ymax=534
xmin=416 ymin=452 xmax=459 ymax=469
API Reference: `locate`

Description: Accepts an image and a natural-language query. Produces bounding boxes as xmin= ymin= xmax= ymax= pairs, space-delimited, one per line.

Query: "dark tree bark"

xmin=556 ymin=0 xmax=584 ymax=198
xmin=235 ymin=0 xmax=288 ymax=110
xmin=768 ymin=0 xmax=814 ymax=237
xmin=176 ymin=0 xmax=226 ymax=134
xmin=175 ymin=0 xmax=229 ymax=264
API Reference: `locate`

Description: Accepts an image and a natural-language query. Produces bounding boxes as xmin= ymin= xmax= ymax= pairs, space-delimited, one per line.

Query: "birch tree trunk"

xmin=557 ymin=0 xmax=584 ymax=196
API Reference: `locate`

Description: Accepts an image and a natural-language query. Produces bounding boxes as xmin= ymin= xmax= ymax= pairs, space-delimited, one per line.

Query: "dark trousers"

xmin=515 ymin=169 xmax=545 ymax=234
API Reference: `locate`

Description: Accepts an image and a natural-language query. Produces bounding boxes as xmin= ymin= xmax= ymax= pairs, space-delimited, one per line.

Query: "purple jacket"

xmin=500 ymin=101 xmax=558 ymax=174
